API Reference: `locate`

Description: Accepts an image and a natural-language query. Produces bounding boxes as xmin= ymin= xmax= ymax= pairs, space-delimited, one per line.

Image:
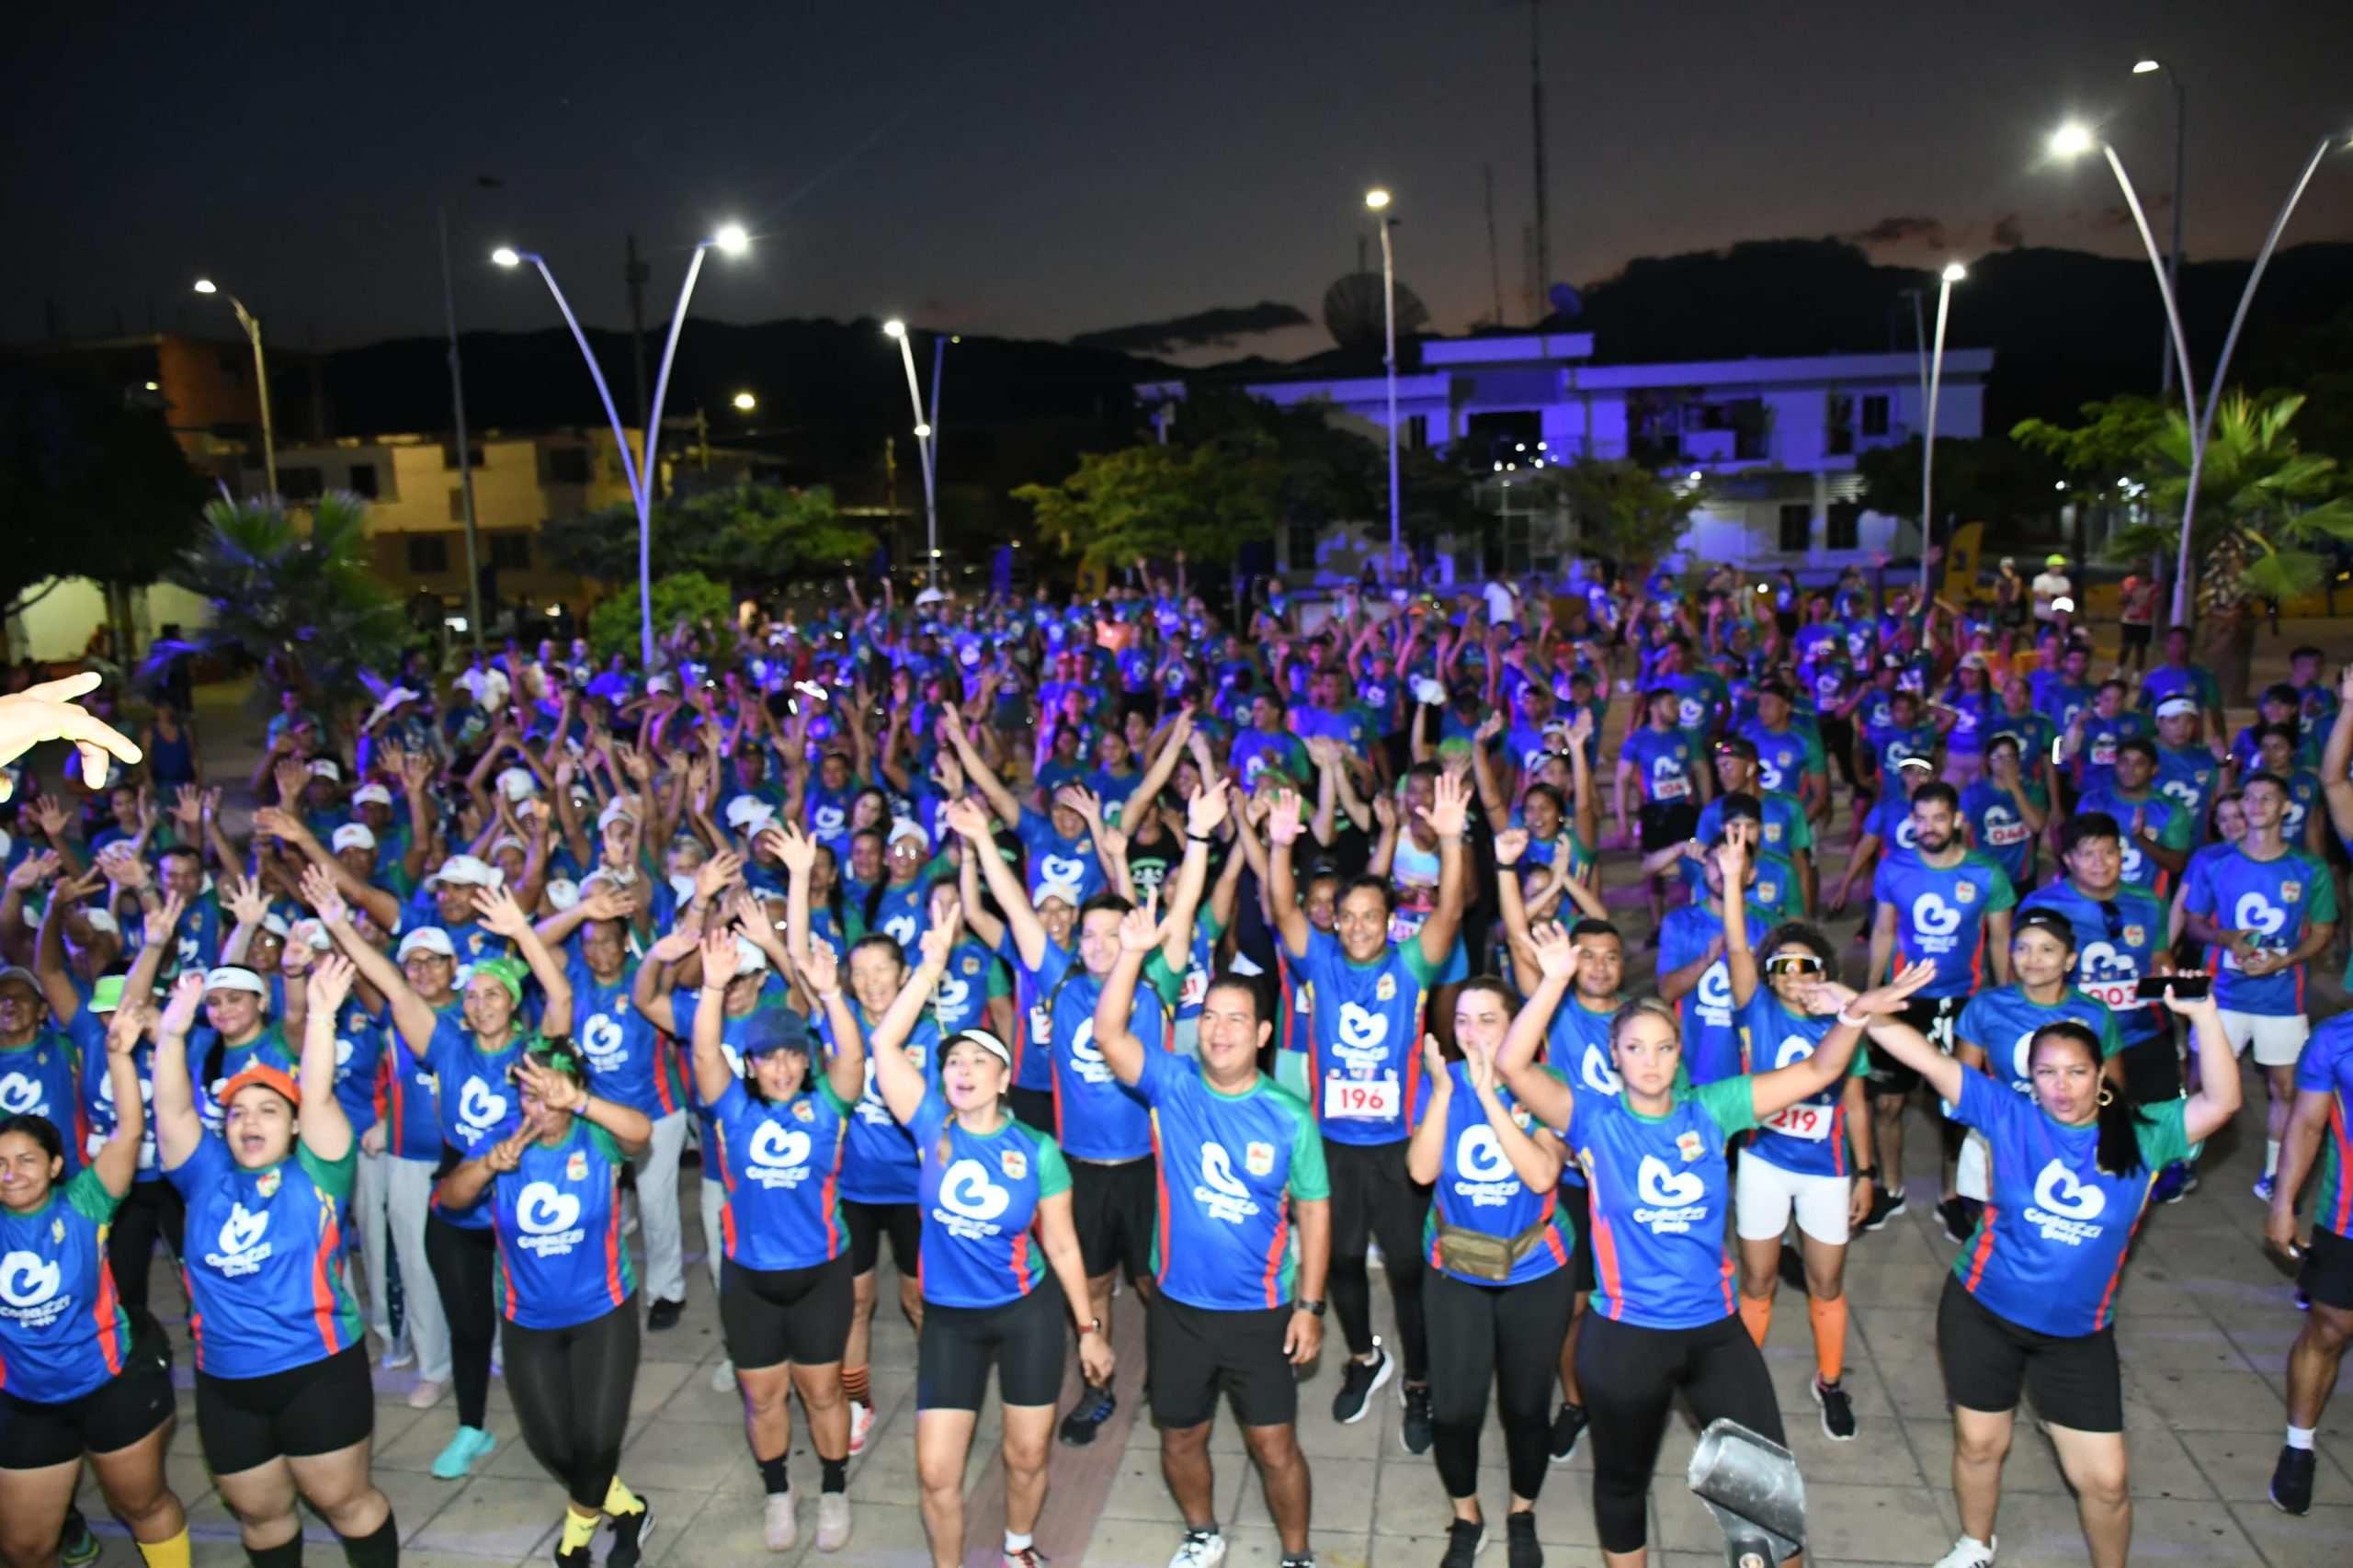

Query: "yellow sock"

xmin=1737 ymin=1293 xmax=1773 ymax=1347
xmin=137 ymin=1530 xmax=191 ymax=1568
xmin=561 ymin=1511 xmax=599 ymax=1553
xmin=603 ymin=1477 xmax=643 ymax=1517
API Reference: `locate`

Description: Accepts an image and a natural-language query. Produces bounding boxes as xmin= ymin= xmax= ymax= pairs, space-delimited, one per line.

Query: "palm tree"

xmin=145 ymin=493 xmax=409 ymax=720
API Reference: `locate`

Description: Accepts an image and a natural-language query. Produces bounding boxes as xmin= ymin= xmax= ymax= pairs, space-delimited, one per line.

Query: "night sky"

xmin=11 ymin=1 xmax=2351 ymax=365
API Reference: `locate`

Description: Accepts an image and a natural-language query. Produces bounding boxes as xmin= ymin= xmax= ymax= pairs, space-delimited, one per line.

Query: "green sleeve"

xmin=1785 ymin=802 xmax=1814 ymax=856
xmin=815 ymin=1076 xmax=856 ymax=1117
xmin=1848 ymin=1042 xmax=1871 ymax=1077
xmin=1284 ymin=1091 xmax=1330 ymax=1201
xmin=2156 ymin=807 xmax=2193 ymax=854
xmin=1199 ymin=907 xmax=1225 ymax=946
xmin=585 ymin=1122 xmax=623 ymax=1166
xmin=2098 ymin=1008 xmax=2124 ymax=1061
xmin=1030 ymin=1129 xmax=1073 ymax=1199
xmin=2309 ymin=857 xmax=2341 ymax=923
xmin=65 ymin=1165 xmax=123 ymax=1225
xmin=2136 ymin=1097 xmax=2193 ymax=1170
xmin=295 ymin=1139 xmax=358 ymax=1200
xmin=1802 ymin=734 xmax=1829 ymax=778
xmin=1693 ymin=1075 xmax=1760 ymax=1138
xmin=985 ymin=960 xmax=1012 ymax=1000
xmin=1984 ymin=860 xmax=2017 ymax=914
xmin=1397 ymin=938 xmax=1443 ymax=988
xmin=1141 ymin=949 xmax=1184 ymax=1008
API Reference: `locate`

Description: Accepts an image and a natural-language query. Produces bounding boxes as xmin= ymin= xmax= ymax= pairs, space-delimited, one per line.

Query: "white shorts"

xmin=2222 ymin=1010 xmax=2309 ymax=1069
xmin=1956 ymin=1129 xmax=1992 ymax=1203
xmin=1734 ymin=1153 xmax=1853 ymax=1246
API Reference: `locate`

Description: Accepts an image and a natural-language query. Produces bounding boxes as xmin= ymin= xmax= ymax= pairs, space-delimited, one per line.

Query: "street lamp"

xmin=1366 ymin=187 xmax=1402 ymax=581
xmin=193 ymin=278 xmax=277 ymax=499
xmin=883 ymin=319 xmax=941 ymax=589
xmin=1919 ymin=260 xmax=1966 ymax=607
xmin=495 ymin=224 xmax=750 ymax=668
xmin=2050 ymin=124 xmax=2345 ymax=624
xmin=732 ymin=391 xmax=757 ymax=413
xmin=2131 ymin=59 xmax=2188 ymax=398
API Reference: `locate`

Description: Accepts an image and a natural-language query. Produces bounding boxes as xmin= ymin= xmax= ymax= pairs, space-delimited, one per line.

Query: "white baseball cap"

xmin=733 ymin=936 xmax=770 ymax=973
xmin=396 ymin=928 xmax=457 ymax=960
xmin=544 ymin=878 xmax=583 ymax=912
xmin=351 ymin=782 xmax=393 ymax=808
xmin=2155 ymin=697 xmax=2198 ymax=720
xmin=203 ymin=965 xmax=267 ymax=996
xmin=725 ymin=797 xmax=779 ymax=833
xmin=429 ymin=854 xmax=502 ymax=889
xmin=306 ymin=757 xmax=343 ymax=782
xmin=1036 ymin=880 xmax=1083 ymax=909
xmin=332 ymin=823 xmax=378 ymax=852
xmin=496 ymin=767 xmax=539 ymax=802
xmin=597 ymin=799 xmax=637 ymax=831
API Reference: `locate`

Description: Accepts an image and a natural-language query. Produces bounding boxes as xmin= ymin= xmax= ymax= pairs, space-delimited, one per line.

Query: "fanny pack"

xmin=1434 ymin=1211 xmax=1559 ymax=1283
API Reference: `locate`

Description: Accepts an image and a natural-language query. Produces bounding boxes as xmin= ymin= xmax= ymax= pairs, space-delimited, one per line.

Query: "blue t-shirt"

xmin=999 ymin=934 xmax=1073 ymax=1095
xmin=1946 ymin=1071 xmax=2189 ymax=1337
xmin=1565 ymin=1077 xmax=1756 ymax=1330
xmin=1135 ymin=1051 xmax=1328 ymax=1310
xmin=1016 ymin=813 xmax=1105 ymax=905
xmin=0 ymin=1167 xmax=133 ymax=1403
xmin=1955 ymin=985 xmax=2122 ymax=1094
xmin=2181 ymin=844 xmax=2340 ymax=1017
xmin=567 ymin=955 xmax=677 ymax=1119
xmin=2293 ymin=1016 xmax=2353 ymax=1238
xmin=422 ymin=1017 xmax=531 ymax=1232
xmin=911 ymin=1094 xmax=1070 ymax=1312
xmin=0 ymin=1031 xmax=84 ymax=1179
xmin=1737 ymin=992 xmax=1865 ymax=1179
xmin=1044 ymin=964 xmax=1165 ymax=1163
xmin=1872 ymin=848 xmax=2016 ymax=1000
xmin=168 ymin=1135 xmax=362 ymax=1378
xmin=819 ymin=1006 xmax=941 ymax=1207
xmin=2015 ymin=881 xmax=2170 ymax=1046
xmin=1959 ymin=779 xmax=2037 ymax=888
xmin=1620 ymin=727 xmax=1698 ymax=807
xmin=489 ymin=1119 xmax=634 ymax=1329
xmin=708 ymin=1077 xmax=854 ymax=1271
xmin=1659 ymin=903 xmax=1768 ymax=1085
xmin=1420 ymin=1060 xmax=1574 ymax=1286
xmin=1295 ymin=929 xmax=1438 ymax=1146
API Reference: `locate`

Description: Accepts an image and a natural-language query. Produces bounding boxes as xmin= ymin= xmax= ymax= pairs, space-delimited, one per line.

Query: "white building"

xmin=1142 ymin=332 xmax=1993 ymax=583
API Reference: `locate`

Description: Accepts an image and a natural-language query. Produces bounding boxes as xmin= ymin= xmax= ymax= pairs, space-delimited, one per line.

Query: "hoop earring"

xmin=2097 ymin=1087 xmax=2115 ymax=1108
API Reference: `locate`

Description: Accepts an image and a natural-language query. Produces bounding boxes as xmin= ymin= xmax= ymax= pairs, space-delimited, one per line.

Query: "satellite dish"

xmin=1323 ymin=271 xmax=1430 ymax=351
xmin=1547 ymin=283 xmax=1584 ymax=319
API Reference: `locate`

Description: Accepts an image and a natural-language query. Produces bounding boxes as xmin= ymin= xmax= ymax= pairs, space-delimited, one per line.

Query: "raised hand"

xmin=1055 ymin=785 xmax=1104 ymax=825
xmin=646 ymin=927 xmax=700 ymax=966
xmin=800 ymin=938 xmax=840 ymax=997
xmin=579 ymin=884 xmax=636 ymax=922
xmin=5 ymin=851 xmax=58 ymax=892
xmin=0 ymin=671 xmax=142 ymax=797
xmin=699 ymin=924 xmax=742 ymax=986
xmin=1186 ymin=777 xmax=1231 ymax=837
xmin=1530 ymin=921 xmax=1579 ymax=981
xmin=472 ymin=884 xmax=529 ymax=937
xmin=160 ymin=970 xmax=206 ymax=1036
xmin=1265 ymin=789 xmax=1304 ymax=846
xmin=1494 ymin=827 xmax=1529 ymax=867
xmin=300 ymin=864 xmax=349 ymax=927
xmin=941 ymin=797 xmax=992 ymax=844
xmin=172 ymin=784 xmax=205 ymax=833
xmin=482 ymin=1125 xmax=531 ymax=1176
xmin=222 ymin=875 xmax=269 ymax=926
xmin=1419 ymin=771 xmax=1472 ymax=838
xmin=1850 ymin=958 xmax=1938 ymax=1015
xmin=143 ymin=892 xmax=188 ymax=949
xmin=1420 ymin=1033 xmax=1449 ymax=1092
xmin=106 ymin=998 xmax=148 ymax=1057
xmin=694 ymin=849 xmax=745 ymax=903
xmin=1370 ymin=790 xmax=1398 ymax=832
xmin=1475 ymin=710 xmax=1506 ymax=743
xmin=307 ymin=952 xmax=357 ymax=1015
xmin=916 ymin=918 xmax=959 ymax=973
xmin=1717 ymin=832 xmax=1750 ymax=885
xmin=2157 ymin=974 xmax=2222 ymax=1019
xmin=1117 ymin=892 xmax=1162 ymax=955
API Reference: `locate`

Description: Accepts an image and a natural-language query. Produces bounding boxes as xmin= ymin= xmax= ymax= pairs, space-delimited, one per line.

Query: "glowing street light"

xmin=882 ymin=318 xmax=907 ymax=339
xmin=494 ymin=224 xmax=751 ymax=666
xmin=191 ymin=278 xmax=276 ymax=497
xmin=1367 ymin=187 xmax=1402 ymax=579
xmin=884 ymin=319 xmax=943 ymax=588
xmin=2131 ymin=58 xmax=2188 ymax=396
xmin=732 ymin=391 xmax=757 ymax=413
xmin=1919 ymin=261 xmax=1967 ymax=604
xmin=2048 ymin=122 xmax=2096 ymax=159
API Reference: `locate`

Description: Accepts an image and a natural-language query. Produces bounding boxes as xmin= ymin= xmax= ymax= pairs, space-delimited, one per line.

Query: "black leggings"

xmin=426 ymin=1215 xmax=498 ymax=1429
xmin=1325 ymin=1138 xmax=1432 ymax=1382
xmin=108 ymin=1180 xmax=185 ymax=1316
xmin=505 ymin=1299 xmax=641 ymax=1512
xmin=1427 ymin=1267 xmax=1574 ymax=1502
xmin=1576 ymin=1312 xmax=1785 ymax=1556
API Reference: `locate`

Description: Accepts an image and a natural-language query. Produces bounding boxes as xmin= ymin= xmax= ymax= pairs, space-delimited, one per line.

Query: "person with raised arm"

xmin=0 ymin=994 xmax=188 ymax=1568
xmin=1265 ymin=769 xmax=1468 ymax=1446
xmin=861 ymin=920 xmax=1108 ymax=1568
xmin=153 ymin=956 xmax=399 ymax=1568
xmin=1093 ymin=888 xmax=1330 ymax=1568
xmin=1851 ymin=965 xmax=2238 ymax=1568
xmin=1494 ymin=922 xmax=1936 ymax=1568
xmin=940 ymin=800 xmax=1074 ymax=1134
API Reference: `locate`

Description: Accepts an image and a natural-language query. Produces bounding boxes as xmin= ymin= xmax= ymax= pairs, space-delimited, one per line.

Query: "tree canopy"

xmin=1526 ymin=458 xmax=1700 ymax=571
xmin=542 ymin=482 xmax=877 ymax=593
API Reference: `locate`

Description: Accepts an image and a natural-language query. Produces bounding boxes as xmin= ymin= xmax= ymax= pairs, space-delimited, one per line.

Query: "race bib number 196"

xmin=1323 ymin=1078 xmax=1400 ymax=1120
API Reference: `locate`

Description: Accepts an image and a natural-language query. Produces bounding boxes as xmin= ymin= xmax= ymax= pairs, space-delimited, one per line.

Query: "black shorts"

xmin=1071 ymin=1155 xmax=1155 ymax=1282
xmin=2302 ymin=1225 xmax=2353 ymax=1313
xmin=1872 ymin=996 xmax=1961 ymax=1096
xmin=1936 ymin=1275 xmax=2121 ymax=1433
xmin=843 ymin=1199 xmax=921 ymax=1278
xmin=1568 ymin=1179 xmax=1597 ymax=1294
xmin=196 ymin=1344 xmax=377 ymax=1475
xmin=1638 ymin=800 xmax=1699 ymax=856
xmin=0 ymin=1318 xmax=176 ymax=1471
xmin=2119 ymin=621 xmax=2154 ymax=650
xmin=1148 ymin=1295 xmax=1297 ymax=1429
xmin=916 ymin=1288 xmax=1066 ymax=1412
xmin=721 ymin=1253 xmax=855 ymax=1370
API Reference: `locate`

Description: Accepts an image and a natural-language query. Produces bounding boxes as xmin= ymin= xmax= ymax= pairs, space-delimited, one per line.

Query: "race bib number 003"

xmin=1324 ymin=1078 xmax=1400 ymax=1120
xmin=1761 ymin=1101 xmax=1833 ymax=1141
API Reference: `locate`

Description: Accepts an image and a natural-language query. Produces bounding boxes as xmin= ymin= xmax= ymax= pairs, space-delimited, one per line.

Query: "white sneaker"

xmin=813 ymin=1492 xmax=850 ymax=1552
xmin=1167 ymin=1528 xmax=1227 ymax=1568
xmin=847 ymin=1400 xmax=874 ymax=1458
xmin=381 ymin=1341 xmax=415 ymax=1370
xmin=406 ymin=1378 xmax=447 ymax=1411
xmin=1932 ymin=1536 xmax=1995 ymax=1568
xmin=763 ymin=1488 xmax=797 ymax=1551
xmin=710 ymin=1358 xmax=737 ymax=1392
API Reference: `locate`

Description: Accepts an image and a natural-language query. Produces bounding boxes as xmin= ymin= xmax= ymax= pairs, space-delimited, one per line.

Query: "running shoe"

xmin=646 ymin=1297 xmax=685 ymax=1332
xmin=2269 ymin=1445 xmax=2316 ymax=1516
xmin=1505 ymin=1510 xmax=1540 ymax=1568
xmin=710 ymin=1357 xmax=736 ymax=1392
xmin=381 ymin=1341 xmax=416 ymax=1370
xmin=606 ymin=1500 xmax=654 ymax=1568
xmin=847 ymin=1400 xmax=875 ymax=1457
xmin=1003 ymin=1546 xmax=1047 ymax=1568
xmin=1938 ymin=1197 xmax=1980 ymax=1244
xmin=57 ymin=1507 xmax=98 ymax=1568
xmin=1547 ymin=1402 xmax=1588 ymax=1464
xmin=1167 ymin=1526 xmax=1227 ymax=1568
xmin=1438 ymin=1517 xmax=1485 ymax=1568
xmin=1813 ymin=1374 xmax=1858 ymax=1441
xmin=1330 ymin=1342 xmax=1393 ymax=1425
xmin=432 ymin=1425 xmax=497 ymax=1480
xmin=1058 ymin=1381 xmax=1117 ymax=1446
xmin=1930 ymin=1535 xmax=1995 ymax=1568
xmin=1400 ymin=1382 xmax=1435 ymax=1456
xmin=407 ymin=1378 xmax=448 ymax=1411
xmin=552 ymin=1544 xmax=590 ymax=1568
xmin=764 ymin=1488 xmax=798 ymax=1551
xmin=2255 ymin=1175 xmax=2278 ymax=1204
xmin=813 ymin=1492 xmax=851 ymax=1552
xmin=2151 ymin=1162 xmax=2197 ymax=1204
xmin=1860 ymin=1185 xmax=1905 ymax=1233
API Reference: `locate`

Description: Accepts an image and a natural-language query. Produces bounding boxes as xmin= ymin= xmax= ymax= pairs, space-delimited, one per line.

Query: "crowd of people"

xmin=0 ymin=556 xmax=2347 ymax=1568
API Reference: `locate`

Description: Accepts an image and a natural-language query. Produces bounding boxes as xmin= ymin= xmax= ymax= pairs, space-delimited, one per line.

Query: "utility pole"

xmin=1527 ymin=0 xmax=1552 ymax=309
xmin=438 ymin=209 xmax=483 ymax=653
xmin=625 ymin=233 xmax=651 ymax=434
xmin=1483 ymin=164 xmax=1506 ymax=325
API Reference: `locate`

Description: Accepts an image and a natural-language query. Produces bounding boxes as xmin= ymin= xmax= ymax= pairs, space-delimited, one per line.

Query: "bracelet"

xmin=1186 ymin=831 xmax=1214 ymax=844
xmin=1836 ymin=1006 xmax=1870 ymax=1028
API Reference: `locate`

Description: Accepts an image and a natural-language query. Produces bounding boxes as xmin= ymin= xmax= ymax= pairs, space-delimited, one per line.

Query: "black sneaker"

xmin=1439 ymin=1517 xmax=1486 ymax=1568
xmin=1506 ymin=1510 xmax=1540 ymax=1568
xmin=2270 ymin=1444 xmax=2316 ymax=1516
xmin=1330 ymin=1343 xmax=1392 ymax=1425
xmin=1938 ymin=1197 xmax=1980 ymax=1244
xmin=1547 ymin=1402 xmax=1588 ymax=1464
xmin=1400 ymin=1382 xmax=1434 ymax=1455
xmin=607 ymin=1501 xmax=655 ymax=1568
xmin=57 ymin=1507 xmax=98 ymax=1568
xmin=645 ymin=1296 xmax=685 ymax=1332
xmin=553 ymin=1545 xmax=591 ymax=1568
xmin=1813 ymin=1374 xmax=1858 ymax=1441
xmin=1057 ymin=1380 xmax=1117 ymax=1446
xmin=1861 ymin=1186 xmax=1906 ymax=1233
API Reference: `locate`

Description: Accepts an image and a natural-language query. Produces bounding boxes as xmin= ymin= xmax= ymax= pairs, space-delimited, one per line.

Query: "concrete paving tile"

xmin=2180 ymin=1429 xmax=2353 ymax=1505
xmin=1228 ymin=1454 xmax=1376 ymax=1536
xmin=403 ymin=1477 xmax=564 ymax=1562
xmin=1943 ymin=1491 xmax=2254 ymax=1568
xmin=1899 ymin=1416 xmax=2070 ymax=1496
xmin=2131 ymin=1365 xmax=2299 ymax=1431
xmin=1662 ymin=1478 xmax=1961 ymax=1562
xmin=2225 ymin=1500 xmax=2353 ymax=1568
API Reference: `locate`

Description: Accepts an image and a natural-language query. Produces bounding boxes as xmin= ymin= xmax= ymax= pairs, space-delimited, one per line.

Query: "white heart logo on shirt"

xmin=1199 ymin=1142 xmax=1253 ymax=1199
xmin=748 ymin=1122 xmax=811 ymax=1172
xmin=1637 ymin=1155 xmax=1703 ymax=1209
xmin=0 ymin=1074 xmax=44 ymax=1116
xmin=516 ymin=1181 xmax=581 ymax=1234
xmin=0 ymin=1251 xmax=62 ymax=1308
xmin=1455 ymin=1127 xmax=1514 ymax=1183
xmin=218 ymin=1203 xmax=270 ymax=1256
xmin=1336 ymin=1003 xmax=1388 ymax=1051
xmin=457 ymin=1077 xmax=507 ymax=1133
xmin=937 ymin=1158 xmax=1011 ymax=1221
xmin=581 ymin=1013 xmax=627 ymax=1062
xmin=1579 ymin=1042 xmax=1623 ymax=1096
xmin=2031 ymin=1159 xmax=2105 ymax=1221
xmin=1040 ymin=855 xmax=1086 ymax=886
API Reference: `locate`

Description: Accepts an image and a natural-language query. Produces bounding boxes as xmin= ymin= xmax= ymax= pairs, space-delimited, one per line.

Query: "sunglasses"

xmin=1765 ymin=955 xmax=1825 ymax=975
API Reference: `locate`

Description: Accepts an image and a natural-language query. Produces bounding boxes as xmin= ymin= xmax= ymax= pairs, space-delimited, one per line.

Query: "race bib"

xmin=1651 ymin=775 xmax=1688 ymax=801
xmin=1761 ymin=1101 xmax=1834 ymax=1141
xmin=1323 ymin=1077 xmax=1400 ymax=1120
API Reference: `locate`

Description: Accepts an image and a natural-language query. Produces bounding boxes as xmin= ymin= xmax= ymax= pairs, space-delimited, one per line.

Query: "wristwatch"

xmin=1296 ymin=1298 xmax=1327 ymax=1317
xmin=1079 ymin=1316 xmax=1104 ymax=1336
xmin=1853 ymin=1167 xmax=1879 ymax=1184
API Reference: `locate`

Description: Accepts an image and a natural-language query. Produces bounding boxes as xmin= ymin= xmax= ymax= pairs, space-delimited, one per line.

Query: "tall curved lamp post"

xmin=883 ymin=319 xmax=940 ymax=591
xmin=1366 ymin=187 xmax=1402 ymax=580
xmin=494 ymin=224 xmax=749 ymax=667
xmin=1919 ymin=261 xmax=1966 ymax=608
xmin=192 ymin=278 xmax=278 ymax=500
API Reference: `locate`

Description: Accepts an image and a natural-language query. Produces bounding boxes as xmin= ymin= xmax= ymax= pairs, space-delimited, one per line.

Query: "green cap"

xmin=89 ymin=975 xmax=127 ymax=1015
xmin=472 ymin=956 xmax=530 ymax=1004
